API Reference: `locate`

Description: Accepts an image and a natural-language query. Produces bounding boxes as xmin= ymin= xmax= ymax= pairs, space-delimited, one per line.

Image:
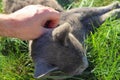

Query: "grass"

xmin=0 ymin=0 xmax=120 ymax=80
xmin=84 ymin=19 xmax=120 ymax=80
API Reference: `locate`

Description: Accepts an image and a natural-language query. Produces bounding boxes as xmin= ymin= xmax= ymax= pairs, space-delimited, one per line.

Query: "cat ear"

xmin=68 ymin=33 xmax=85 ymax=54
xmin=52 ymin=22 xmax=72 ymax=43
xmin=34 ymin=59 xmax=58 ymax=78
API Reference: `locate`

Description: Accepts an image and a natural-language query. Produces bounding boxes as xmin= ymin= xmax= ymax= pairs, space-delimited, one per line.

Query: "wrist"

xmin=0 ymin=14 xmax=17 ymax=38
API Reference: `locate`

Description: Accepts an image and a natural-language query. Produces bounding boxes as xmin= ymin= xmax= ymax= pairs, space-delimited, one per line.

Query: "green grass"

xmin=84 ymin=19 xmax=120 ymax=80
xmin=0 ymin=0 xmax=120 ymax=80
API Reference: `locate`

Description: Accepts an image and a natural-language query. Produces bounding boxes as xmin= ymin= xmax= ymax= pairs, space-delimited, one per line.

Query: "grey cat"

xmin=3 ymin=0 xmax=120 ymax=78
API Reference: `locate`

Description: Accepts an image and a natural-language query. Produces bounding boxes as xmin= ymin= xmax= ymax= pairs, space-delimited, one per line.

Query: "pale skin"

xmin=0 ymin=5 xmax=60 ymax=40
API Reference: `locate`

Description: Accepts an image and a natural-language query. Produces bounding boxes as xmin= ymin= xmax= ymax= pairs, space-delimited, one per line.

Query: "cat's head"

xmin=29 ymin=23 xmax=88 ymax=78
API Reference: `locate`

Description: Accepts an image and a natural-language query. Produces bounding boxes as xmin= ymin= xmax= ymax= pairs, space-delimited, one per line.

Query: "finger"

xmin=45 ymin=10 xmax=60 ymax=28
xmin=36 ymin=5 xmax=60 ymax=28
xmin=44 ymin=18 xmax=59 ymax=28
xmin=47 ymin=19 xmax=59 ymax=28
xmin=49 ymin=12 xmax=60 ymax=28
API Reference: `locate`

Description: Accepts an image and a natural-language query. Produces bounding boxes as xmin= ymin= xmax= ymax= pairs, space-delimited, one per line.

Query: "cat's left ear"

xmin=52 ymin=22 xmax=72 ymax=44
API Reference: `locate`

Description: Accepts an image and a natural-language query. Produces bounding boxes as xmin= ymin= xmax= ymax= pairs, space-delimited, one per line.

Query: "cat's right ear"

xmin=34 ymin=59 xmax=58 ymax=78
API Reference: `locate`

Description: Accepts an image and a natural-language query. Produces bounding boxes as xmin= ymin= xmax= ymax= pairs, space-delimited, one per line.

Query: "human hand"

xmin=8 ymin=5 xmax=60 ymax=40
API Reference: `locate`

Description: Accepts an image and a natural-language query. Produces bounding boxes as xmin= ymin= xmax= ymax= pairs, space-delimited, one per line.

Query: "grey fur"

xmin=3 ymin=0 xmax=63 ymax=13
xmin=3 ymin=0 xmax=120 ymax=78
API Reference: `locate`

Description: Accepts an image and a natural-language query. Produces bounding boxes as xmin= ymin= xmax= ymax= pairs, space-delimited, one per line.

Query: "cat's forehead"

xmin=32 ymin=31 xmax=53 ymax=47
